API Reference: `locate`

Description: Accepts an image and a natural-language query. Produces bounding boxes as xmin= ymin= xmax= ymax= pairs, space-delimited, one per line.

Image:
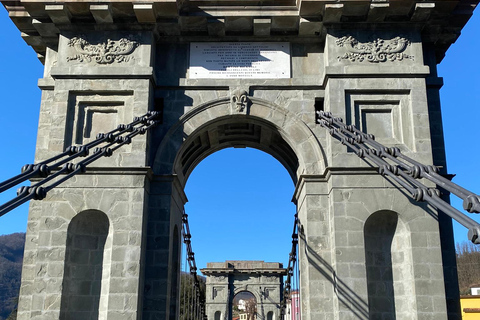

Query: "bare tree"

xmin=456 ymin=241 xmax=480 ymax=295
xmin=245 ymin=298 xmax=256 ymax=320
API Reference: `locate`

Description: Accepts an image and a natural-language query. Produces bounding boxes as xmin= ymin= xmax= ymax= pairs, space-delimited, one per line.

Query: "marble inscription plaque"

xmin=189 ymin=42 xmax=290 ymax=79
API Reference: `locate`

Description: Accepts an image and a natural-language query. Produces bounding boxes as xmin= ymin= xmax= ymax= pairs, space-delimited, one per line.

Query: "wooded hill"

xmin=0 ymin=233 xmax=24 ymax=320
xmin=456 ymin=241 xmax=480 ymax=295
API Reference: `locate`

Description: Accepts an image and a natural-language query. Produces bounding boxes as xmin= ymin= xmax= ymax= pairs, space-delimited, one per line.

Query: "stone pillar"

xmin=143 ymin=176 xmax=186 ymax=319
xmin=295 ymin=178 xmax=336 ymax=320
xmin=297 ymin=29 xmax=450 ymax=319
xmin=423 ymin=43 xmax=461 ymax=319
xmin=17 ymin=30 xmax=155 ymax=320
xmin=204 ymin=275 xmax=230 ymax=320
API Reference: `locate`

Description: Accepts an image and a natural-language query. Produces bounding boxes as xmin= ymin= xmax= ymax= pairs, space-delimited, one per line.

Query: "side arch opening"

xmin=60 ymin=210 xmax=110 ymax=320
xmin=364 ymin=210 xmax=416 ymax=319
xmin=267 ymin=311 xmax=274 ymax=320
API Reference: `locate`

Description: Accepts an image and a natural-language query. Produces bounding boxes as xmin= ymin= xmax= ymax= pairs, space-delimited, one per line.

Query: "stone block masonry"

xmin=2 ymin=0 xmax=477 ymax=319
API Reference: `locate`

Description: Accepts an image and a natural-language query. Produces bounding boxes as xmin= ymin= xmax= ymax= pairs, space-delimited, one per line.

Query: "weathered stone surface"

xmin=201 ymin=261 xmax=286 ymax=320
xmin=6 ymin=0 xmax=475 ymax=318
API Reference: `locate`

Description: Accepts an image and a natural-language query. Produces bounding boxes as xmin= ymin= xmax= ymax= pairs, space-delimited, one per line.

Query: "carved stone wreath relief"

xmin=213 ymin=275 xmax=226 ymax=282
xmin=67 ymin=37 xmax=139 ymax=64
xmin=336 ymin=36 xmax=413 ymax=63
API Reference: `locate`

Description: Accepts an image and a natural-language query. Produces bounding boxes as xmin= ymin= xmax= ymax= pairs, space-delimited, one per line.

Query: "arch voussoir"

xmin=153 ymin=96 xmax=327 ymax=186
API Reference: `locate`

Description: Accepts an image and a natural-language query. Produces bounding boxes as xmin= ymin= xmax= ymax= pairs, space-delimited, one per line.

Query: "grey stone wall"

xmin=7 ymin=5 xmax=463 ymax=318
xmin=202 ymin=261 xmax=285 ymax=320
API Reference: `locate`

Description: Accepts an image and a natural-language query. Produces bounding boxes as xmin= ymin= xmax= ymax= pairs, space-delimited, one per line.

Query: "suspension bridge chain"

xmin=181 ymin=212 xmax=206 ymax=320
xmin=317 ymin=110 xmax=480 ymax=244
xmin=280 ymin=213 xmax=300 ymax=319
xmin=0 ymin=111 xmax=161 ymax=217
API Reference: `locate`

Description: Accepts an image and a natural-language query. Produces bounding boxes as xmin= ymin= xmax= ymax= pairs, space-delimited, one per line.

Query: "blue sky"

xmin=0 ymin=7 xmax=479 ymax=270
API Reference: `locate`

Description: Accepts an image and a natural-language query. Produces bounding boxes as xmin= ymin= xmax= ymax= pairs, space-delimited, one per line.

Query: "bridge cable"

xmin=181 ymin=211 xmax=206 ymax=319
xmin=280 ymin=212 xmax=299 ymax=318
xmin=317 ymin=110 xmax=480 ymax=244
xmin=182 ymin=242 xmax=188 ymax=320
xmin=296 ymin=252 xmax=301 ymax=320
xmin=0 ymin=111 xmax=161 ymax=217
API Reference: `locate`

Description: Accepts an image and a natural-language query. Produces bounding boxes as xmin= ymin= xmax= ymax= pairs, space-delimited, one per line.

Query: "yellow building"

xmin=461 ymin=296 xmax=480 ymax=319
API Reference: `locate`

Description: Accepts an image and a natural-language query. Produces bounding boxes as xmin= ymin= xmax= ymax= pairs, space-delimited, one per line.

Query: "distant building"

xmin=238 ymin=299 xmax=246 ymax=311
xmin=460 ymin=286 xmax=480 ymax=319
xmin=290 ymin=291 xmax=300 ymax=320
xmin=284 ymin=290 xmax=300 ymax=320
xmin=285 ymin=290 xmax=302 ymax=320
xmin=201 ymin=261 xmax=286 ymax=320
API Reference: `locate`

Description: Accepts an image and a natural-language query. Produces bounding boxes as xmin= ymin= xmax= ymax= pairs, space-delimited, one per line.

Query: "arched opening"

xmin=177 ymin=116 xmax=300 ymax=185
xmin=233 ymin=291 xmax=257 ymax=320
xmin=150 ymin=97 xmax=326 ymax=319
xmin=184 ymin=147 xmax=295 ymax=319
xmin=154 ymin=97 xmax=327 ymax=185
xmin=267 ymin=311 xmax=274 ymax=320
xmin=214 ymin=311 xmax=222 ymax=320
xmin=364 ymin=211 xmax=416 ymax=319
xmin=185 ymin=148 xmax=295 ymax=266
xmin=60 ymin=210 xmax=109 ymax=320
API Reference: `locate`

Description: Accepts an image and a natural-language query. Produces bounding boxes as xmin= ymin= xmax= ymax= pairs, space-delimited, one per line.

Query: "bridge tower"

xmin=201 ymin=261 xmax=286 ymax=320
xmin=2 ymin=0 xmax=478 ymax=319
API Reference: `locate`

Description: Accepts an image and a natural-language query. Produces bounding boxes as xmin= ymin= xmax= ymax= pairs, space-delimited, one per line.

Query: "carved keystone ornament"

xmin=336 ymin=36 xmax=413 ymax=63
xmin=67 ymin=37 xmax=139 ymax=64
xmin=231 ymin=89 xmax=250 ymax=113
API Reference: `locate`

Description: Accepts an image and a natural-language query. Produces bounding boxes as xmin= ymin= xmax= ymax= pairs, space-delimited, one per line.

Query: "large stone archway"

xmin=153 ymin=95 xmax=327 ymax=185
xmin=5 ymin=0 xmax=473 ymax=318
xmin=201 ymin=261 xmax=286 ymax=320
xmin=146 ymin=94 xmax=328 ymax=319
xmin=145 ymin=88 xmax=450 ymax=319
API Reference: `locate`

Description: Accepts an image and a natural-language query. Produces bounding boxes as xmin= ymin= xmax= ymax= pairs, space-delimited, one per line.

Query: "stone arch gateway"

xmin=4 ymin=0 xmax=477 ymax=319
xmin=154 ymin=96 xmax=326 ymax=184
xmin=201 ymin=261 xmax=286 ymax=320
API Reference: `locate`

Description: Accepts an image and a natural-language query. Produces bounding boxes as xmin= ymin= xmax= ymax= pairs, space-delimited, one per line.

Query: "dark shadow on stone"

xmin=60 ymin=210 xmax=109 ymax=320
xmin=169 ymin=225 xmax=180 ymax=320
xmin=364 ymin=211 xmax=397 ymax=319
xmin=301 ymin=231 xmax=369 ymax=319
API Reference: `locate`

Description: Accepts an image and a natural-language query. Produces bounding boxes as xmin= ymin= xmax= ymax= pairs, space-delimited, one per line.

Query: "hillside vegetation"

xmin=456 ymin=241 xmax=480 ymax=295
xmin=0 ymin=233 xmax=25 ymax=320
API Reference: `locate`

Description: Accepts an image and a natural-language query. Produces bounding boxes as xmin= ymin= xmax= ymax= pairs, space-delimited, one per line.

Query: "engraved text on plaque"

xmin=189 ymin=42 xmax=290 ymax=79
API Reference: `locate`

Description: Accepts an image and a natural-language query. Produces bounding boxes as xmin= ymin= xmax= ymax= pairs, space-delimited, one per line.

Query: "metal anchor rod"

xmin=0 ymin=111 xmax=161 ymax=218
xmin=317 ymin=110 xmax=480 ymax=244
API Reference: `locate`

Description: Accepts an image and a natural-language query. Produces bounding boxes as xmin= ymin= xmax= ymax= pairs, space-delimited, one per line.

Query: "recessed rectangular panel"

xmin=85 ymin=108 xmax=118 ymax=142
xmin=346 ymin=91 xmax=412 ymax=150
xmin=361 ymin=109 xmax=393 ymax=139
xmin=75 ymin=105 xmax=120 ymax=145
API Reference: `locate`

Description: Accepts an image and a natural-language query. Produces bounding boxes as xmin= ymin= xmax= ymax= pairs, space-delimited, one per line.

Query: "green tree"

xmin=179 ymin=273 xmax=206 ymax=320
xmin=0 ymin=233 xmax=25 ymax=320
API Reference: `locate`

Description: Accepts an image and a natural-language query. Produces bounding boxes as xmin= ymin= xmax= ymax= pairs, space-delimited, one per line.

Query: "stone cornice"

xmin=2 ymin=0 xmax=477 ymax=63
xmin=201 ymin=268 xmax=288 ymax=275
